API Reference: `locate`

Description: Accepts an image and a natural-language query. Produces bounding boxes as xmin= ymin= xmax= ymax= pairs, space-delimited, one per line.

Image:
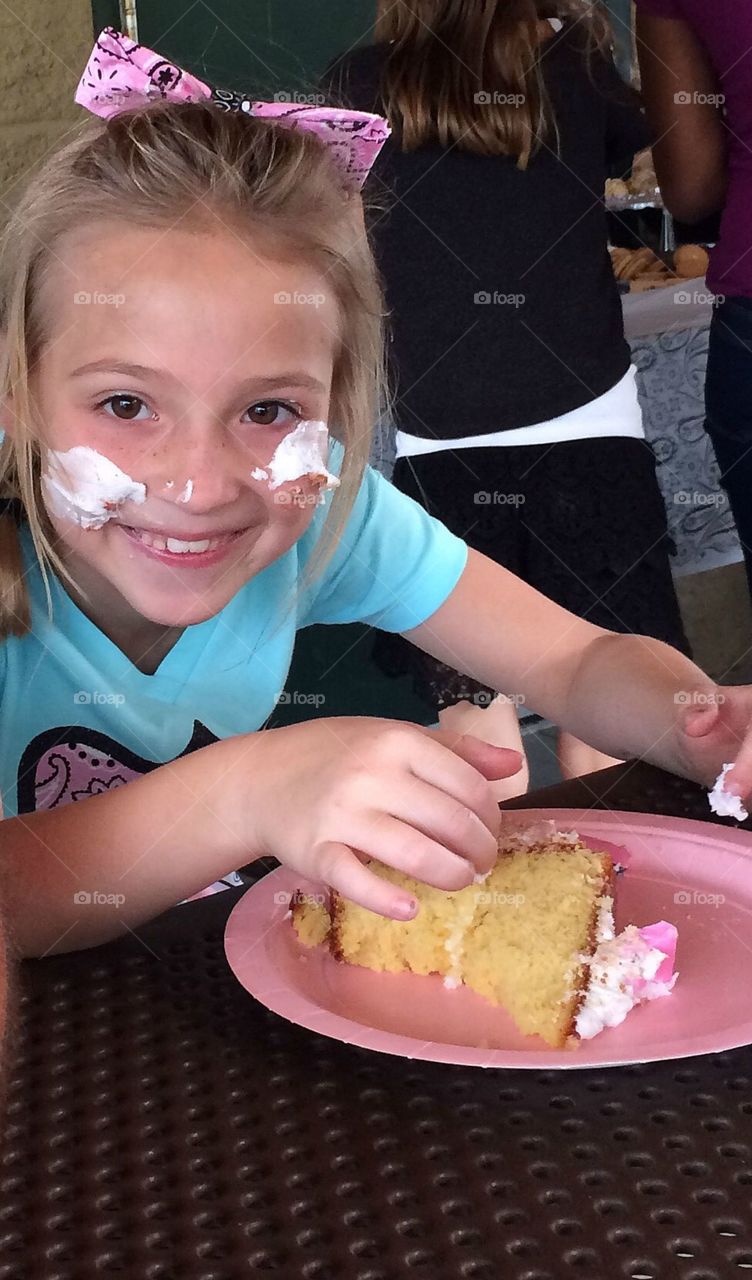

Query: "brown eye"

xmin=102 ymin=395 xmax=149 ymax=422
xmin=248 ymin=402 xmax=283 ymax=426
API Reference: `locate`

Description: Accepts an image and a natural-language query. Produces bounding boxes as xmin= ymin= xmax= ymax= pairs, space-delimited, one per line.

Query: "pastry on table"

xmin=673 ymin=244 xmax=710 ymax=278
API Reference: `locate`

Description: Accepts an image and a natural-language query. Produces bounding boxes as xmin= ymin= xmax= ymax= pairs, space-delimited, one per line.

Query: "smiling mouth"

xmin=120 ymin=525 xmax=249 ymax=555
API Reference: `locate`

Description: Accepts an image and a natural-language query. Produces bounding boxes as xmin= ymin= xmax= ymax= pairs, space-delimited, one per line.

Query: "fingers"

xmin=277 ymin=719 xmax=527 ymax=914
xmin=368 ymin=774 xmax=498 ymax=874
xmin=680 ymin=699 xmax=722 ymax=739
xmin=430 ymin=726 xmax=524 ymax=783
xmin=412 ymin=727 xmax=522 ymax=841
xmin=343 ymin=805 xmax=490 ymax=891
xmin=722 ymin=733 xmax=752 ymax=800
xmin=316 ymin=841 xmax=419 ymax=920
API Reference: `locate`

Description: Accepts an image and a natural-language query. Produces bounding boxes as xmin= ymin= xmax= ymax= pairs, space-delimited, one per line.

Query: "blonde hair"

xmin=375 ymin=0 xmax=611 ymax=168
xmin=0 ymin=100 xmax=387 ymax=638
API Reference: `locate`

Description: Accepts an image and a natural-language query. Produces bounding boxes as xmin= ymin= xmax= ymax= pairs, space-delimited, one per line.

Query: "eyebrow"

xmin=69 ymin=360 xmax=327 ymax=393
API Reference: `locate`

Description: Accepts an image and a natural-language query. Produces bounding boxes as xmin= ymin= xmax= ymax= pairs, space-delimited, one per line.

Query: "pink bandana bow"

xmin=75 ymin=28 xmax=390 ymax=192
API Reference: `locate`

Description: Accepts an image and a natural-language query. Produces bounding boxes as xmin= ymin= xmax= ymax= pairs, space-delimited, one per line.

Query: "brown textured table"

xmin=3 ymin=761 xmax=752 ymax=1280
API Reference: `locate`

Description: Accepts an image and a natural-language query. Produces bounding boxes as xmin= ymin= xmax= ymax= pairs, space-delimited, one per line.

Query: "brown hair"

xmin=375 ymin=0 xmax=611 ymax=167
xmin=0 ymin=101 xmax=387 ymax=637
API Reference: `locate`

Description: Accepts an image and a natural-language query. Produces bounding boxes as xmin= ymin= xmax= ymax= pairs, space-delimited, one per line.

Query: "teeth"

xmin=141 ymin=532 xmax=167 ymax=551
xmin=135 ymin=529 xmax=218 ymax=554
xmin=166 ymin=537 xmax=212 ymax=554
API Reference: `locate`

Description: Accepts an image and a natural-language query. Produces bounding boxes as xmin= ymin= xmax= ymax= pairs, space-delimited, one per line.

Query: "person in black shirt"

xmin=324 ymin=0 xmax=688 ymax=785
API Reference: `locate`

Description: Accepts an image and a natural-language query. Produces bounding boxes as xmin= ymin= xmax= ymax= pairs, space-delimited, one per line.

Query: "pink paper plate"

xmin=224 ymin=808 xmax=752 ymax=1069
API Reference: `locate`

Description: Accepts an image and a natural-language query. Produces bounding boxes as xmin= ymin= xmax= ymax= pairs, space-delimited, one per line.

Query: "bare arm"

xmin=1 ymin=716 xmax=524 ymax=955
xmin=0 ymin=736 xmax=250 ymax=958
xmin=404 ymin=548 xmax=716 ymax=778
xmin=636 ymin=11 xmax=727 ymax=222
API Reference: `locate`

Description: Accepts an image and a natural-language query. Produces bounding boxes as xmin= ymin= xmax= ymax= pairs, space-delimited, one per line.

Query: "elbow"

xmin=18 ymin=915 xmax=127 ymax=959
xmin=658 ymin=168 xmax=727 ymax=225
xmin=663 ymin=190 xmax=724 ymax=224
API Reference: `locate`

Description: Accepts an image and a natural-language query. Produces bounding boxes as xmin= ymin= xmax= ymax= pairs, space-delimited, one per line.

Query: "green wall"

xmin=91 ymin=1 xmax=634 ymax=88
xmin=91 ymin=2 xmax=376 ymax=98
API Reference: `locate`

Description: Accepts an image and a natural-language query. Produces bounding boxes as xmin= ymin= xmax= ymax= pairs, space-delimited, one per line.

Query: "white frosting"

xmin=502 ymin=819 xmax=580 ymax=850
xmin=42 ymin=446 xmax=146 ymax=530
xmin=266 ymin=420 xmax=340 ymax=491
xmin=709 ymin=764 xmax=749 ymax=822
xmin=593 ymin=895 xmax=615 ymax=944
xmin=177 ymin=479 xmax=193 ymax=504
xmin=575 ymin=924 xmax=677 ymax=1040
xmin=443 ymin=892 xmax=478 ymax=987
xmin=250 ymin=467 xmax=268 ymax=481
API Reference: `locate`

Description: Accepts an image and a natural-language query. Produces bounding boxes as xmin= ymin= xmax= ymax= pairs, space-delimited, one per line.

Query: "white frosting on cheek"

xmin=42 ymin=446 xmax=146 ymax=530
xmin=177 ymin=479 xmax=193 ymax=504
xmin=265 ymin=420 xmax=340 ymax=491
xmin=709 ymin=763 xmax=749 ymax=822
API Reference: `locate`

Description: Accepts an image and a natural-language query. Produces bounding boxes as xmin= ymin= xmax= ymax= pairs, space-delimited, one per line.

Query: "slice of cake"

xmin=291 ymin=821 xmax=677 ymax=1049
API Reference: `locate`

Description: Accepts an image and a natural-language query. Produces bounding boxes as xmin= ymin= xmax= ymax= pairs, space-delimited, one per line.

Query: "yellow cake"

xmin=292 ymin=822 xmax=617 ymax=1048
xmin=292 ymin=819 xmax=680 ymax=1048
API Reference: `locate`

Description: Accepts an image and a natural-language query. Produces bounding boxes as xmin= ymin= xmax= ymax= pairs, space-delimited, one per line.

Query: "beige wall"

xmin=0 ymin=0 xmax=93 ymax=208
xmin=677 ymin=562 xmax=752 ymax=683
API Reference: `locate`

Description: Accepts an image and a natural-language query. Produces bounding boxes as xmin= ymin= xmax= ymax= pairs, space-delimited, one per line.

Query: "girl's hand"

xmin=674 ymin=686 xmax=752 ymax=799
xmin=239 ymin=717 xmax=523 ymax=919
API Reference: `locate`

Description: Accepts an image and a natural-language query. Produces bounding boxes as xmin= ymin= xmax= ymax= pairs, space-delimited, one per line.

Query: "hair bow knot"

xmin=75 ymin=28 xmax=389 ymax=192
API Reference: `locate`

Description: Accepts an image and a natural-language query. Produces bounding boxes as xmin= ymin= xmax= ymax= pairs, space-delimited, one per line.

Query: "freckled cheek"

xmin=239 ymin=428 xmax=284 ymax=466
xmin=260 ymin=486 xmax=320 ymax=536
xmin=45 ymin=412 xmax=118 ymax=449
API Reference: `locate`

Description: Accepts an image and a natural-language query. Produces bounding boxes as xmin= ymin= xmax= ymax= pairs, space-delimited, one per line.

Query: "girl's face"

xmin=31 ymin=221 xmax=340 ymax=631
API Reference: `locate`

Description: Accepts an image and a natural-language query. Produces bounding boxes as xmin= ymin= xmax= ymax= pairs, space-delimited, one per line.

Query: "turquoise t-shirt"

xmin=1 ymin=459 xmax=467 ymax=817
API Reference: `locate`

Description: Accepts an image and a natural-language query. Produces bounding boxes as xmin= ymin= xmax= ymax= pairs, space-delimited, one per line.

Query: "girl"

xmin=324 ymin=0 xmax=688 ymax=783
xmin=635 ymin=1 xmax=752 ymax=596
xmin=1 ymin=28 xmax=751 ymax=961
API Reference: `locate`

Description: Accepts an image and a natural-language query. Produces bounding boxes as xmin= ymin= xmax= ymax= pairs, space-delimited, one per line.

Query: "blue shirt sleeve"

xmin=298 ymin=459 xmax=468 ymax=632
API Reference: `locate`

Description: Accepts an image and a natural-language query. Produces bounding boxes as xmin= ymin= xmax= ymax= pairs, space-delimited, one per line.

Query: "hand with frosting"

xmin=674 ymin=686 xmax=752 ymax=817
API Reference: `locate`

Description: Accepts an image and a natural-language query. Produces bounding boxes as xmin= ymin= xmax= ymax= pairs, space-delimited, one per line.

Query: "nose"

xmin=151 ymin=424 xmax=248 ymax=513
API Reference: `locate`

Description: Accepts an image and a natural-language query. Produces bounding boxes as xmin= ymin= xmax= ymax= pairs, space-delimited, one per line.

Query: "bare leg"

xmin=438 ymin=697 xmax=529 ymax=801
xmin=557 ymin=730 xmax=620 ymax=780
